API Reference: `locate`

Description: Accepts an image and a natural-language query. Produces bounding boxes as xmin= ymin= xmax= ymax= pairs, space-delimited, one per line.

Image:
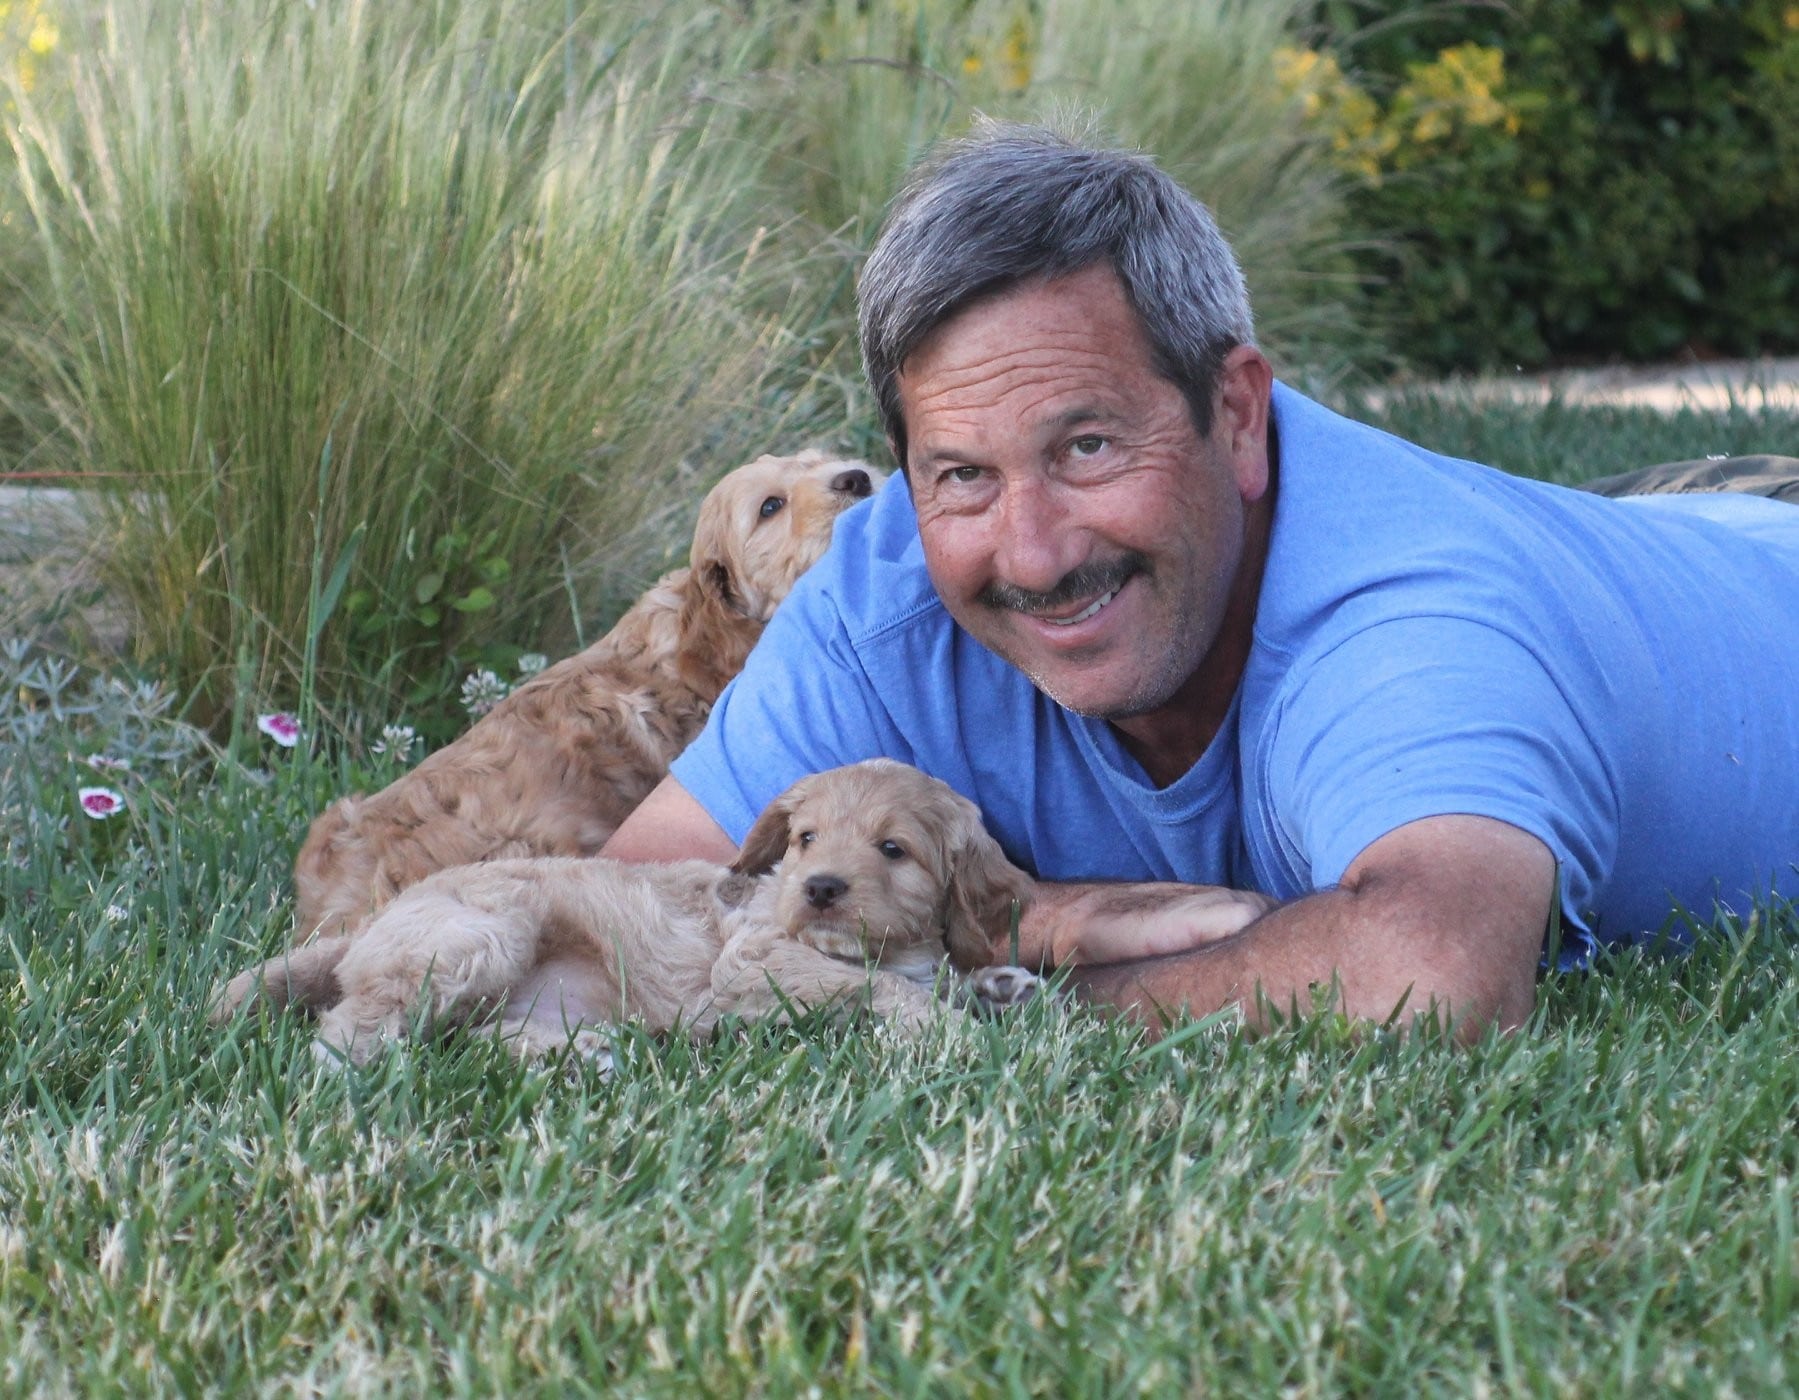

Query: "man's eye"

xmin=942 ymin=465 xmax=983 ymax=486
xmin=797 ymin=830 xmax=816 ymax=847
xmin=759 ymin=496 xmax=786 ymax=519
xmin=1070 ymin=435 xmax=1107 ymax=457
xmin=878 ymin=839 xmax=906 ymax=861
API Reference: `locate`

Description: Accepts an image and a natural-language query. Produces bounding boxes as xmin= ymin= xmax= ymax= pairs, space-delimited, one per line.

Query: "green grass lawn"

xmin=4 ymin=398 xmax=1798 ymax=1394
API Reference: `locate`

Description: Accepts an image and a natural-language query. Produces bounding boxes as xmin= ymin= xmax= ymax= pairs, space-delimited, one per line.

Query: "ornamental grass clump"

xmin=1 ymin=0 xmax=789 ymax=723
xmin=733 ymin=0 xmax=1364 ymax=381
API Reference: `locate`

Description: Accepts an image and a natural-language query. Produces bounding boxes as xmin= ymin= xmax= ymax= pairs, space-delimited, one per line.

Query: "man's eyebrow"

xmin=911 ymin=404 xmax=1122 ymax=465
xmin=913 ymin=442 xmax=975 ymax=466
xmin=1048 ymin=404 xmax=1120 ymax=432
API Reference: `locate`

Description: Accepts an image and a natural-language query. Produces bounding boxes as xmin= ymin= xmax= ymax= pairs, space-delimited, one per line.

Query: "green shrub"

xmin=729 ymin=0 xmax=1369 ymax=387
xmin=2 ymin=0 xmax=795 ymax=727
xmin=2 ymin=0 xmax=1372 ymax=727
xmin=1295 ymin=0 xmax=1799 ymax=371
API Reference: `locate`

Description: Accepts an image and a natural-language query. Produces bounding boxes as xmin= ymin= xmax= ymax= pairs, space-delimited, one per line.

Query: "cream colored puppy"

xmin=222 ymin=761 xmax=1039 ymax=1064
xmin=214 ymin=451 xmax=882 ymax=1024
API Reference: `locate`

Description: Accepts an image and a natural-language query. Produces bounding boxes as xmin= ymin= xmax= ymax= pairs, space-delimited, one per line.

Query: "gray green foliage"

xmin=0 ymin=0 xmax=1359 ymax=724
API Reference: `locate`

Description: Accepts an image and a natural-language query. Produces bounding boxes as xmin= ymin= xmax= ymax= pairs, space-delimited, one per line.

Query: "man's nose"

xmin=995 ymin=477 xmax=1083 ymax=593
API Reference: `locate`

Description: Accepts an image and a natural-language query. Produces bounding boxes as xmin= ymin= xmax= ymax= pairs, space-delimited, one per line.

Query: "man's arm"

xmin=1023 ymin=815 xmax=1554 ymax=1042
xmin=601 ymin=775 xmax=739 ymax=865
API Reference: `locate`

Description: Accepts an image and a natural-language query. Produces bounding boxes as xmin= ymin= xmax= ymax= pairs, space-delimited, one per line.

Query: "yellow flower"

xmin=998 ymin=19 xmax=1030 ymax=92
xmin=1273 ymin=44 xmax=1323 ymax=89
xmin=1390 ymin=42 xmax=1519 ymax=147
xmin=1412 ymin=108 xmax=1451 ymax=143
xmin=28 ymin=9 xmax=55 ymax=55
xmin=1275 ymin=44 xmax=1395 ymax=182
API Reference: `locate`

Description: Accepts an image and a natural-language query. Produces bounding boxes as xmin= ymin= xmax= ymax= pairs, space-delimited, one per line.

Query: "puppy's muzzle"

xmin=804 ymin=874 xmax=848 ymax=910
xmin=832 ymin=469 xmax=873 ymax=499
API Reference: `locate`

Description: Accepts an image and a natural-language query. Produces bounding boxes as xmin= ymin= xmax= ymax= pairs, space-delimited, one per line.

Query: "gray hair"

xmin=858 ymin=121 xmax=1256 ymax=466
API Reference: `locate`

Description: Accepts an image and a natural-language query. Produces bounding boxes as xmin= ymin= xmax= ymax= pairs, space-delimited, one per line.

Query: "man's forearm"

xmin=1016 ymin=817 xmax=1553 ymax=1042
xmin=1063 ymin=886 xmax=1535 ymax=1042
xmin=1061 ymin=886 xmax=1524 ymax=1040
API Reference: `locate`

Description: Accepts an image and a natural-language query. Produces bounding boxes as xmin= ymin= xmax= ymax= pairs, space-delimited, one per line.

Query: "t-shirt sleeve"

xmin=1257 ymin=615 xmax=1617 ymax=938
xmin=669 ymin=578 xmax=908 ymax=845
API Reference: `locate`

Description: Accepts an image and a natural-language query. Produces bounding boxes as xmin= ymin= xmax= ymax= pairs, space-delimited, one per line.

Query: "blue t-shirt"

xmin=673 ymin=385 xmax=1799 ymax=957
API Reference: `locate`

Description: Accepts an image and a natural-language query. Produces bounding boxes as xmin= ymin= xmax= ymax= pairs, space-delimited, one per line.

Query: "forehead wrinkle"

xmin=907 ymin=335 xmax=1124 ymax=398
xmin=905 ymin=360 xmax=1130 ymax=461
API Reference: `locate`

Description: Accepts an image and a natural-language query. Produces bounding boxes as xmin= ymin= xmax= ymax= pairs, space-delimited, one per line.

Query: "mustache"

xmin=977 ymin=553 xmax=1147 ymax=614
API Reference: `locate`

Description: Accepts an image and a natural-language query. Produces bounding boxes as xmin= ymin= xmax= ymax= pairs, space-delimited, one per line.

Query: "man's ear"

xmin=1215 ymin=345 xmax=1274 ymax=501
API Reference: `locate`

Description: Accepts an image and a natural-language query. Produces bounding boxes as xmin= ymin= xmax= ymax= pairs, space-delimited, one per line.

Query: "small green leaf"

xmin=477 ymin=556 xmax=512 ymax=584
xmin=452 ymin=586 xmax=497 ymax=614
xmin=414 ymin=572 xmax=444 ymax=605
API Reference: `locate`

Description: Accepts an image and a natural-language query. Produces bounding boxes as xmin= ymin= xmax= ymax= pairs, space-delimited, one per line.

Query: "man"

xmin=604 ymin=123 xmax=1799 ymax=1039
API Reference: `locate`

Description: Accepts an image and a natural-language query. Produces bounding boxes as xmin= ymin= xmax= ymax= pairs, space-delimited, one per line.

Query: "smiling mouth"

xmin=1044 ymin=588 xmax=1118 ymax=626
xmin=980 ymin=554 xmax=1145 ymax=627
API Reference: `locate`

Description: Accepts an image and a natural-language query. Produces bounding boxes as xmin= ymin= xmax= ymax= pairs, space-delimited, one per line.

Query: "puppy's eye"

xmin=797 ymin=830 xmax=816 ymax=848
xmin=878 ymin=839 xmax=906 ymax=861
xmin=759 ymin=496 xmax=786 ymax=520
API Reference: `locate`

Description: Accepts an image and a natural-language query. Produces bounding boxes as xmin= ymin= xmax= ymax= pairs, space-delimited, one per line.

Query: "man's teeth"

xmin=1046 ymin=588 xmax=1117 ymax=626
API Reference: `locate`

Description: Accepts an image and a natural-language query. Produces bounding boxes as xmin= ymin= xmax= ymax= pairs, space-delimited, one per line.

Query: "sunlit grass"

xmin=1350 ymin=388 xmax=1799 ymax=486
xmin=3 ymin=731 xmax=1797 ymax=1392
xmin=7 ymin=372 xmax=1799 ymax=1390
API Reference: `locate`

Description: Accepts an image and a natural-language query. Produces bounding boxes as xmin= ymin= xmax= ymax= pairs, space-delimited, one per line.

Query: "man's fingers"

xmin=1034 ymin=884 xmax=1277 ymax=967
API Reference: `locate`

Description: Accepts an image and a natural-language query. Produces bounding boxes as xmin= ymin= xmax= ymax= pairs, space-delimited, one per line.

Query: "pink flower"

xmin=257 ymin=713 xmax=301 ymax=748
xmin=78 ymin=786 xmax=126 ymax=819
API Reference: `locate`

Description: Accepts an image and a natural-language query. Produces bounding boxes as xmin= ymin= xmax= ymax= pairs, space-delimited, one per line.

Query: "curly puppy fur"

xmin=222 ymin=761 xmax=1036 ymax=1063
xmin=223 ymin=451 xmax=881 ymax=1019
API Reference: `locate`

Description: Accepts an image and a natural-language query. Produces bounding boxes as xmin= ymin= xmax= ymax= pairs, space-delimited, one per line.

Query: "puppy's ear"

xmin=939 ymin=803 xmax=1034 ymax=971
xmin=674 ymin=559 xmax=760 ymax=700
xmin=731 ymin=782 xmax=805 ymax=876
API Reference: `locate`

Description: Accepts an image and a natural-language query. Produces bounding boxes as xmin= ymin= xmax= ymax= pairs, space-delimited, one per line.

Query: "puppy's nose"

xmin=804 ymin=874 xmax=848 ymax=910
xmin=831 ymin=468 xmax=872 ymax=498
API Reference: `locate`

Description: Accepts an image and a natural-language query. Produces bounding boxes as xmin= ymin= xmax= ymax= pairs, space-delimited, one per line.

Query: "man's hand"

xmin=1024 ymin=814 xmax=1555 ymax=1043
xmin=1011 ymin=881 xmax=1278 ymax=967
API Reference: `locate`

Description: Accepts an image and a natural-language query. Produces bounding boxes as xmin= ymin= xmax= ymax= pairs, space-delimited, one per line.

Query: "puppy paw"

xmin=311 ymin=1036 xmax=356 ymax=1071
xmin=208 ymin=970 xmax=258 ymax=1025
xmin=313 ymin=1004 xmax=402 ymax=1067
xmin=967 ymin=965 xmax=1045 ymax=1015
xmin=566 ymin=1029 xmax=616 ymax=1076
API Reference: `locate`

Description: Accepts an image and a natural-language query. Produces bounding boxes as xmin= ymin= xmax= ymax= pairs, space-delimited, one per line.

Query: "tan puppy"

xmin=220 ymin=761 xmax=1039 ymax=1063
xmin=232 ymin=451 xmax=880 ymax=1020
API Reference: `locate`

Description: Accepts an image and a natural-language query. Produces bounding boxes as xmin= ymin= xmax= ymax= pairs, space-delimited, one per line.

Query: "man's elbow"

xmin=1345 ymin=942 xmax=1537 ymax=1043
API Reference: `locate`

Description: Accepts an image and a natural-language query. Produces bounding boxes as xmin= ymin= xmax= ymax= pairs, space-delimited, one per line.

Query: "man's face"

xmin=897 ymin=263 xmax=1271 ymax=727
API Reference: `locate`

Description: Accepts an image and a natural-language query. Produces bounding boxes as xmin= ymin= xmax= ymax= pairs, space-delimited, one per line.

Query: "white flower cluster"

xmin=371 ymin=723 xmax=419 ymax=762
xmin=459 ymin=669 xmax=511 ymax=717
